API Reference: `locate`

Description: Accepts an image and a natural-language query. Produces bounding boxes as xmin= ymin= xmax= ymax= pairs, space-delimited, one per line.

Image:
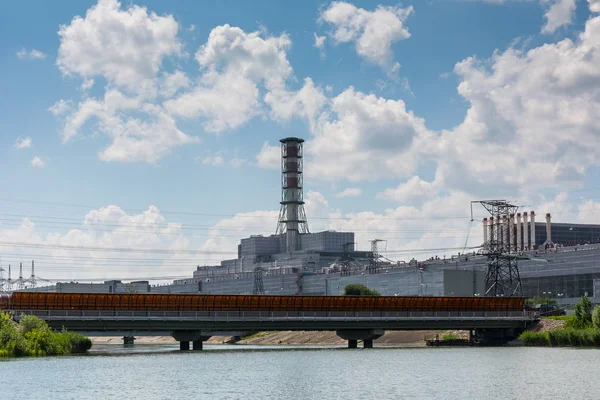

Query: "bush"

xmin=520 ymin=328 xmax=600 ymax=347
xmin=574 ymin=296 xmax=592 ymax=327
xmin=593 ymin=306 xmax=600 ymax=330
xmin=19 ymin=314 xmax=50 ymax=335
xmin=0 ymin=312 xmax=92 ymax=357
xmin=441 ymin=333 xmax=460 ymax=341
xmin=519 ymin=330 xmax=550 ymax=346
xmin=343 ymin=284 xmax=380 ymax=296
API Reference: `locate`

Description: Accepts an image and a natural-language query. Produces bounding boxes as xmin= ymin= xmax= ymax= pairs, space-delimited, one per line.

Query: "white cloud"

xmin=265 ymin=78 xmax=328 ymax=130
xmin=188 ymin=24 xmax=196 ymax=32
xmin=306 ymin=87 xmax=430 ymax=182
xmin=320 ymin=2 xmax=413 ymax=75
xmin=428 ymin=13 xmax=600 ymax=192
xmin=377 ymin=176 xmax=438 ymax=203
xmin=57 ymin=0 xmax=181 ymax=95
xmin=16 ymin=48 xmax=47 ymax=60
xmin=336 ymin=188 xmax=362 ymax=198
xmin=256 ymin=141 xmax=281 ymax=169
xmin=541 ymin=0 xmax=576 ymax=34
xmin=314 ymin=33 xmax=326 ymax=49
xmin=15 ymin=137 xmax=32 ymax=149
xmin=590 ymin=0 xmax=600 ymax=12
xmin=159 ymin=70 xmax=190 ymax=98
xmin=31 ymin=156 xmax=45 ymax=168
xmin=81 ymin=79 xmax=95 ymax=91
xmin=61 ymin=90 xmax=198 ymax=163
xmin=201 ymin=152 xmax=225 ymax=167
xmin=0 ymin=205 xmax=198 ymax=281
xmin=48 ymin=99 xmax=71 ymax=116
xmin=165 ymin=24 xmax=293 ymax=133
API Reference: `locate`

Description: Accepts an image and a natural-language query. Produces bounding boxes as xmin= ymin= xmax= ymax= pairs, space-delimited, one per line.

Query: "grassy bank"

xmin=520 ymin=296 xmax=600 ymax=347
xmin=0 ymin=312 xmax=92 ymax=357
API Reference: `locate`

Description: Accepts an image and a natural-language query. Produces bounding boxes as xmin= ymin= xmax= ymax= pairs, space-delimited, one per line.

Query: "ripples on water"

xmin=2 ymin=344 xmax=599 ymax=399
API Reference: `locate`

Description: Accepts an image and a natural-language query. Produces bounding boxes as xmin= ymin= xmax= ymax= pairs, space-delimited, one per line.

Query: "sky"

xmin=1 ymin=0 xmax=600 ymax=283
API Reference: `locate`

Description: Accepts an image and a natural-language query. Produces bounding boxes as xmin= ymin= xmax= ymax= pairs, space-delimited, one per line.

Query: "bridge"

xmin=1 ymin=292 xmax=539 ymax=349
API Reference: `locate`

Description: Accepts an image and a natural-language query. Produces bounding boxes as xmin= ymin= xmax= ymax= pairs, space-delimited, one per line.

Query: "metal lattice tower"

xmin=367 ymin=239 xmax=384 ymax=274
xmin=28 ymin=260 xmax=37 ymax=289
xmin=473 ymin=200 xmax=523 ymax=297
xmin=0 ymin=259 xmax=4 ymax=292
xmin=340 ymin=242 xmax=355 ymax=276
xmin=253 ymin=266 xmax=265 ymax=295
xmin=18 ymin=262 xmax=25 ymax=290
xmin=276 ymin=137 xmax=309 ymax=253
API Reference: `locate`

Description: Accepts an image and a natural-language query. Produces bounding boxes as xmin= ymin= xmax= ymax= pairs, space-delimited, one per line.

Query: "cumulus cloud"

xmin=48 ymin=100 xmax=71 ymax=116
xmin=165 ymin=24 xmax=293 ymax=132
xmin=377 ymin=176 xmax=438 ymax=203
xmin=590 ymin=0 xmax=600 ymax=12
xmin=16 ymin=48 xmax=47 ymax=60
xmin=61 ymin=89 xmax=198 ymax=163
xmin=306 ymin=87 xmax=430 ymax=182
xmin=15 ymin=137 xmax=32 ymax=149
xmin=541 ymin=0 xmax=576 ymax=34
xmin=336 ymin=188 xmax=362 ymax=198
xmin=159 ymin=70 xmax=190 ymax=98
xmin=201 ymin=152 xmax=225 ymax=167
xmin=57 ymin=0 xmax=181 ymax=95
xmin=31 ymin=157 xmax=45 ymax=168
xmin=320 ymin=2 xmax=413 ymax=75
xmin=314 ymin=33 xmax=326 ymax=49
xmin=256 ymin=141 xmax=281 ymax=169
xmin=429 ymin=13 xmax=600 ymax=192
xmin=0 ymin=205 xmax=200 ymax=281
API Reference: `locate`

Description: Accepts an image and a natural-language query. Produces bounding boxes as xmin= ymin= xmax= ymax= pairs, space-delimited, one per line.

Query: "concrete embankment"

xmin=90 ymin=330 xmax=441 ymax=346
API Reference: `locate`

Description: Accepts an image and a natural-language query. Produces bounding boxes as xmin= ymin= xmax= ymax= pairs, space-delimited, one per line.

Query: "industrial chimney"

xmin=509 ymin=214 xmax=515 ymax=253
xmin=530 ymin=211 xmax=536 ymax=250
xmin=544 ymin=213 xmax=553 ymax=246
xmin=516 ymin=213 xmax=522 ymax=251
xmin=522 ymin=212 xmax=529 ymax=250
xmin=483 ymin=218 xmax=488 ymax=248
xmin=276 ymin=137 xmax=309 ymax=253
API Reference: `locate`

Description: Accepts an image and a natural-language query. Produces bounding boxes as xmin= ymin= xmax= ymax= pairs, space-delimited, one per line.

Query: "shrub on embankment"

xmin=0 ymin=312 xmax=91 ymax=357
xmin=520 ymin=296 xmax=600 ymax=347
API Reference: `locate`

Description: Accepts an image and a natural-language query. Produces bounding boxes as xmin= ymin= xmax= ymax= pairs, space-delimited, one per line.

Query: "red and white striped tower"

xmin=276 ymin=137 xmax=309 ymax=253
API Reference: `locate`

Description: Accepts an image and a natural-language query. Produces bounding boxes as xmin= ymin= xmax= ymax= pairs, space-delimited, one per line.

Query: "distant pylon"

xmin=18 ymin=262 xmax=24 ymax=290
xmin=0 ymin=258 xmax=4 ymax=292
xmin=7 ymin=265 xmax=12 ymax=291
xmin=29 ymin=260 xmax=37 ymax=288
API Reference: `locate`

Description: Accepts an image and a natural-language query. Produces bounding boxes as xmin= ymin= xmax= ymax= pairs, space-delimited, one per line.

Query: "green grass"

xmin=241 ymin=331 xmax=278 ymax=340
xmin=441 ymin=333 xmax=460 ymax=341
xmin=520 ymin=328 xmax=600 ymax=347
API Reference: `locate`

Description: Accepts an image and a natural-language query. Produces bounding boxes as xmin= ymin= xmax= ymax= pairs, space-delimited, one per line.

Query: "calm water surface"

xmin=1 ymin=344 xmax=599 ymax=399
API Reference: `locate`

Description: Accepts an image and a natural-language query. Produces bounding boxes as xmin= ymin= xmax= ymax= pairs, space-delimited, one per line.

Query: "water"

xmin=1 ymin=344 xmax=599 ymax=399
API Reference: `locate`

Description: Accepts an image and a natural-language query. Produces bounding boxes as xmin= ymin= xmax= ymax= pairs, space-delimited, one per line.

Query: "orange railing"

xmin=3 ymin=292 xmax=525 ymax=312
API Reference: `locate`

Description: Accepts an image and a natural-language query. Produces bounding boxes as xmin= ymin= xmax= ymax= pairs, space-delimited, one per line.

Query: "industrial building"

xmin=5 ymin=136 xmax=600 ymax=305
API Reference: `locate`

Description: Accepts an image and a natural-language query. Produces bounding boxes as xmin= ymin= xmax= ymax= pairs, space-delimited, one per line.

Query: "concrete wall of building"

xmin=443 ymin=270 xmax=486 ymax=296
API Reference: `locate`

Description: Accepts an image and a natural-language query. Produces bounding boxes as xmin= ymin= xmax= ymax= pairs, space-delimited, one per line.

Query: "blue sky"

xmin=1 ymin=0 xmax=600 ymax=281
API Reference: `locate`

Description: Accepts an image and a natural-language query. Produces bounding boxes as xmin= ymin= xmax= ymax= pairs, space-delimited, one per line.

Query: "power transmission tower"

xmin=7 ymin=265 xmax=12 ymax=292
xmin=18 ymin=262 xmax=25 ymax=290
xmin=472 ymin=200 xmax=523 ymax=297
xmin=253 ymin=266 xmax=265 ymax=295
xmin=340 ymin=242 xmax=355 ymax=276
xmin=28 ymin=260 xmax=37 ymax=288
xmin=0 ymin=257 xmax=4 ymax=292
xmin=367 ymin=239 xmax=384 ymax=274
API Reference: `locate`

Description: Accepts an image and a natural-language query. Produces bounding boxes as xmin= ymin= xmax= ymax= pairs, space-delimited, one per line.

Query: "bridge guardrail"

xmin=12 ymin=310 xmax=538 ymax=322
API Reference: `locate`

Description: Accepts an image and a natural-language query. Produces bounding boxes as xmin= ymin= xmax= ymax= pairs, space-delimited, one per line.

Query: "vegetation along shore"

xmin=0 ymin=312 xmax=92 ymax=357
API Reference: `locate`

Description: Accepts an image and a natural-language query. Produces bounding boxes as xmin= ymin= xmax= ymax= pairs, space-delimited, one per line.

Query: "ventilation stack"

xmin=523 ymin=212 xmax=529 ymax=250
xmin=544 ymin=213 xmax=553 ymax=246
xmin=509 ymin=214 xmax=515 ymax=253
xmin=489 ymin=217 xmax=494 ymax=246
xmin=516 ymin=213 xmax=522 ymax=251
xmin=530 ymin=211 xmax=536 ymax=250
xmin=502 ymin=215 xmax=508 ymax=252
xmin=276 ymin=137 xmax=309 ymax=253
xmin=482 ymin=218 xmax=489 ymax=248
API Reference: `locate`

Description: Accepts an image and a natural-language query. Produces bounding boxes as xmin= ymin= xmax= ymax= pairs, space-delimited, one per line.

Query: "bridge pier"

xmin=337 ymin=329 xmax=384 ymax=349
xmin=171 ymin=331 xmax=212 ymax=351
xmin=123 ymin=336 xmax=135 ymax=346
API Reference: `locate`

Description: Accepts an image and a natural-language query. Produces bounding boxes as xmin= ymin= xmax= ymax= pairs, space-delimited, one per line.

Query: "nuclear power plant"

xmin=7 ymin=136 xmax=600 ymax=304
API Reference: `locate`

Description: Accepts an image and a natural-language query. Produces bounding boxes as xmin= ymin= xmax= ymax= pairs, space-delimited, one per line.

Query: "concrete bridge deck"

xmin=12 ymin=309 xmax=539 ymax=349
